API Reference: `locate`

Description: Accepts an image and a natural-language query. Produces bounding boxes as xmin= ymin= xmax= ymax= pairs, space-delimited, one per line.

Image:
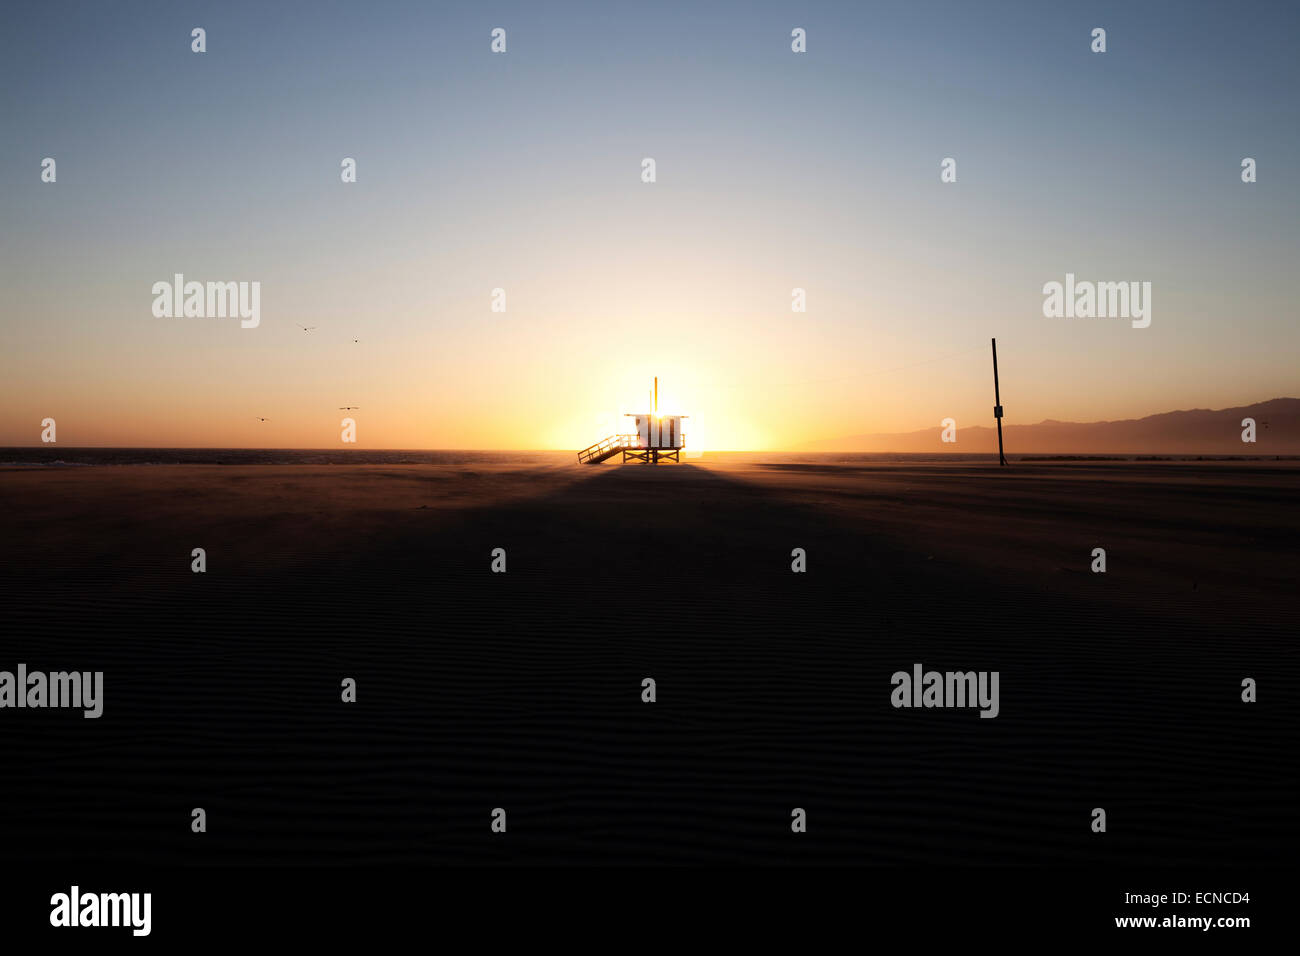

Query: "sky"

xmin=2 ymin=0 xmax=1297 ymax=450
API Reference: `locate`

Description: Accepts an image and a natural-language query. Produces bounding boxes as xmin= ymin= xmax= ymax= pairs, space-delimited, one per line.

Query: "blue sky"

xmin=2 ymin=0 xmax=1297 ymax=447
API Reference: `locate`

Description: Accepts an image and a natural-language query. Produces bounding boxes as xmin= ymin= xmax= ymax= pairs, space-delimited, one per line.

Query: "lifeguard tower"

xmin=578 ymin=378 xmax=687 ymax=464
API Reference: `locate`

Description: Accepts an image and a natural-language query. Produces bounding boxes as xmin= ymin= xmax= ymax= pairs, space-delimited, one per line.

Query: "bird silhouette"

xmin=255 ymin=417 xmax=270 ymax=422
xmin=338 ymin=406 xmax=360 ymax=411
xmin=295 ymin=324 xmax=317 ymax=333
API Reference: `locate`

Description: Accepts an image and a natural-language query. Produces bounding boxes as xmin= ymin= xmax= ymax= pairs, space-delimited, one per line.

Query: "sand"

xmin=0 ymin=458 xmax=1294 ymax=864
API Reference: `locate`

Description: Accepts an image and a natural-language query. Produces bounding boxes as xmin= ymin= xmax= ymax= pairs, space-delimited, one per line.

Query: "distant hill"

xmin=800 ymin=398 xmax=1300 ymax=455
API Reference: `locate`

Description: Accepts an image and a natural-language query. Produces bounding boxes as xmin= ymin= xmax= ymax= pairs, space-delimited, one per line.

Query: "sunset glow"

xmin=2 ymin=3 xmax=1296 ymax=451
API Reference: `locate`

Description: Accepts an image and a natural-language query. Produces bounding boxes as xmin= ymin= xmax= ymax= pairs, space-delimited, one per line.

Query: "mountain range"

xmin=801 ymin=398 xmax=1300 ymax=455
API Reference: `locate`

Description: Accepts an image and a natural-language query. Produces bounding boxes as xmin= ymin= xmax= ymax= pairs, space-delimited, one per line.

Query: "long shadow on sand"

xmin=1 ymin=463 xmax=1291 ymax=865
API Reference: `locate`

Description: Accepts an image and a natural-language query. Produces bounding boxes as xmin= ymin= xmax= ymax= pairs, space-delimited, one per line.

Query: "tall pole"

xmin=652 ymin=377 xmax=659 ymax=464
xmin=992 ymin=338 xmax=1007 ymax=466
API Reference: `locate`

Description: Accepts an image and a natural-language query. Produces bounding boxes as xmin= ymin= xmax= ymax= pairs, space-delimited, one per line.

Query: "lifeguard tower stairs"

xmin=578 ymin=433 xmax=682 ymax=464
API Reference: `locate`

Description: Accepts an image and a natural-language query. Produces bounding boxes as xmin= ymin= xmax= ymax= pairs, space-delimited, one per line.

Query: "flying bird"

xmin=295 ymin=324 xmax=317 ymax=333
xmin=338 ymin=406 xmax=360 ymax=411
xmin=255 ymin=417 xmax=270 ymax=422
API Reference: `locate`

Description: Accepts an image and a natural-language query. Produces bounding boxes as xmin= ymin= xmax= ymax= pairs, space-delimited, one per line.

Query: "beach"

xmin=1 ymin=457 xmax=1295 ymax=865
